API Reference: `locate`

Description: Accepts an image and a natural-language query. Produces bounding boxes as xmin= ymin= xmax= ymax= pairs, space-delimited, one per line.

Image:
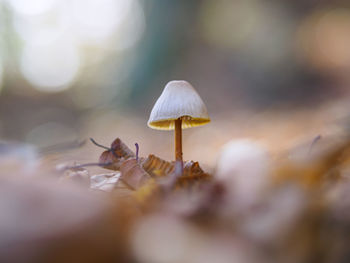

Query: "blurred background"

xmin=1 ymin=0 xmax=350 ymax=167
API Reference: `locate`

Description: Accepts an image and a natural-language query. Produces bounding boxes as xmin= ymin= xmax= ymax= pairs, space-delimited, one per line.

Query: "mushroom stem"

xmin=175 ymin=117 xmax=183 ymax=175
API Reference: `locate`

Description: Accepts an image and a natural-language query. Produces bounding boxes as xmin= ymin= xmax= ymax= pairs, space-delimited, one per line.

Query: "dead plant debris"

xmin=2 ymin=135 xmax=350 ymax=263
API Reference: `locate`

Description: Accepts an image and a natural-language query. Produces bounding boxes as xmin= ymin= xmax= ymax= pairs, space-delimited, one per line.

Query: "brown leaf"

xmin=141 ymin=154 xmax=174 ymax=177
xmin=99 ymin=138 xmax=135 ymax=170
xmin=96 ymin=138 xmax=211 ymax=196
xmin=120 ymin=159 xmax=151 ymax=190
xmin=274 ymin=138 xmax=350 ymax=188
xmin=111 ymin=138 xmax=135 ymax=159
xmin=142 ymin=154 xmax=209 ymax=178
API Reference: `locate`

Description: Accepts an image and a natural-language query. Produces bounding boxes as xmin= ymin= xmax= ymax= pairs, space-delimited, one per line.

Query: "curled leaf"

xmin=141 ymin=154 xmax=174 ymax=177
xmin=120 ymin=159 xmax=151 ymax=189
xmin=142 ymin=154 xmax=209 ymax=178
xmin=99 ymin=138 xmax=135 ymax=170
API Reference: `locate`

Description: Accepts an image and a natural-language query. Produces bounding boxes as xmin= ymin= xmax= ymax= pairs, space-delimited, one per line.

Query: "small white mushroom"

xmin=148 ymin=80 xmax=210 ymax=130
xmin=148 ymin=80 xmax=210 ymax=174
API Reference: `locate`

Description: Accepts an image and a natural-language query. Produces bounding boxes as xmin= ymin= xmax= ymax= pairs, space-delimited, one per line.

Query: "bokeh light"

xmin=20 ymin=40 xmax=80 ymax=91
xmin=200 ymin=0 xmax=261 ymax=51
xmin=296 ymin=8 xmax=350 ymax=75
xmin=111 ymin=0 xmax=145 ymax=51
xmin=4 ymin=0 xmax=145 ymax=93
xmin=68 ymin=0 xmax=133 ymax=42
xmin=13 ymin=9 xmax=67 ymax=46
xmin=199 ymin=0 xmax=293 ymax=68
xmin=6 ymin=0 xmax=57 ymax=16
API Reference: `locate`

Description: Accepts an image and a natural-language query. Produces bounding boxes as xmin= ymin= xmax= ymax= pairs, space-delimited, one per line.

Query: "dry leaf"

xmin=90 ymin=172 xmax=121 ymax=191
xmin=99 ymin=138 xmax=135 ymax=170
xmin=120 ymin=158 xmax=151 ymax=189
xmin=96 ymin=138 xmax=211 ymax=193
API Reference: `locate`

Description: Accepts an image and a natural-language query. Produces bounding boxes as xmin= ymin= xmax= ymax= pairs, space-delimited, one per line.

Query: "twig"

xmin=135 ymin=143 xmax=139 ymax=161
xmin=90 ymin=138 xmax=120 ymax=159
xmin=308 ymin=135 xmax=322 ymax=155
xmin=90 ymin=138 xmax=111 ymax=151
xmin=61 ymin=162 xmax=114 ymax=171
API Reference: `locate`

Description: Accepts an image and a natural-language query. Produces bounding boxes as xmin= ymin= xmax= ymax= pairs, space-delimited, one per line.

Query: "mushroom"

xmin=148 ymin=80 xmax=210 ymax=174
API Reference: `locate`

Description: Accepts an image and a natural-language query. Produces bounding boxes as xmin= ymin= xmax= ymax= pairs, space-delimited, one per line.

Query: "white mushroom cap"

xmin=148 ymin=80 xmax=210 ymax=130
